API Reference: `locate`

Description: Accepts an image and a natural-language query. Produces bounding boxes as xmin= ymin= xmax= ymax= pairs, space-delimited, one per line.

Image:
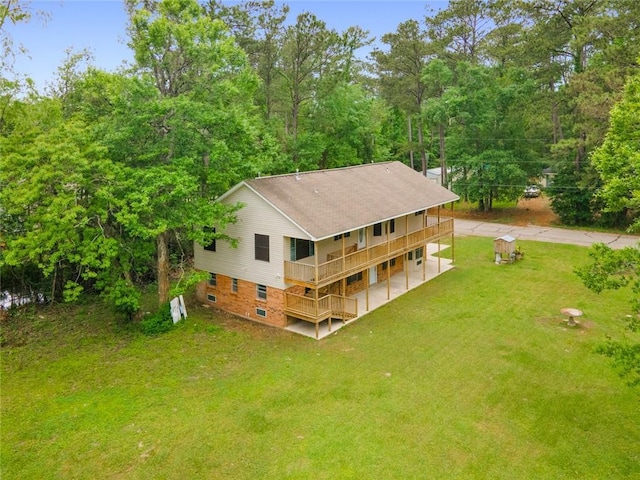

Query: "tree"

xmin=203 ymin=0 xmax=289 ymax=122
xmin=122 ymin=0 xmax=275 ymax=305
xmin=591 ymin=66 xmax=640 ymax=232
xmin=0 ymin=95 xmax=143 ymax=314
xmin=575 ymin=243 xmax=640 ymax=387
xmin=421 ymin=59 xmax=458 ymax=186
xmin=373 ymin=20 xmax=432 ymax=174
xmin=425 ymin=0 xmax=496 ymax=65
xmin=275 ymin=12 xmax=341 ymax=160
xmin=447 ymin=63 xmax=531 ymax=210
xmin=295 ymin=82 xmax=386 ymax=170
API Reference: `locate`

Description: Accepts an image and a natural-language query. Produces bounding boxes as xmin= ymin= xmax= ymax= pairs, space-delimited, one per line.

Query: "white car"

xmin=524 ymin=185 xmax=541 ymax=198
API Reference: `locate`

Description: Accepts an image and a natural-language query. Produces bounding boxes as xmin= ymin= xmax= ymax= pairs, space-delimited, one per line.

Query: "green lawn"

xmin=2 ymin=237 xmax=639 ymax=479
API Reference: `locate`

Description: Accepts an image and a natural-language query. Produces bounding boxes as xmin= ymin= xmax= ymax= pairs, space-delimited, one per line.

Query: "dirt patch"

xmin=535 ymin=315 xmax=595 ymax=333
xmin=451 ymin=195 xmax=558 ymax=227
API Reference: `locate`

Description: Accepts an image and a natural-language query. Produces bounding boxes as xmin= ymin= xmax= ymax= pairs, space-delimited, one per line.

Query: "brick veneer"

xmin=196 ymin=253 xmax=411 ymax=329
xmin=196 ymin=274 xmax=287 ymax=327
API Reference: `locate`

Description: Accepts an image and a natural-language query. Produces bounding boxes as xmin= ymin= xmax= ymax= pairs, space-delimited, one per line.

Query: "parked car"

xmin=524 ymin=185 xmax=541 ymax=198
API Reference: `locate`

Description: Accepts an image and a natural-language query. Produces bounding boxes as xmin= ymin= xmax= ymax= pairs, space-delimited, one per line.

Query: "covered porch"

xmin=285 ymin=243 xmax=453 ymax=339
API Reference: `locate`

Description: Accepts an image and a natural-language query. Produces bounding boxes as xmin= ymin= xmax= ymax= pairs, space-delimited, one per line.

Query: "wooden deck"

xmin=285 ymin=243 xmax=453 ymax=339
xmin=284 ymin=217 xmax=454 ymax=288
xmin=284 ymin=293 xmax=358 ymax=339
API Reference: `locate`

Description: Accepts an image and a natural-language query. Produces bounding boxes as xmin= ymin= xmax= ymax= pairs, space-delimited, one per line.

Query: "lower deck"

xmin=285 ymin=243 xmax=452 ymax=339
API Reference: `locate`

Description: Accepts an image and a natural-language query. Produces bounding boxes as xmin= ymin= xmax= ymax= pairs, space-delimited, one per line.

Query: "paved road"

xmin=454 ymin=219 xmax=639 ymax=250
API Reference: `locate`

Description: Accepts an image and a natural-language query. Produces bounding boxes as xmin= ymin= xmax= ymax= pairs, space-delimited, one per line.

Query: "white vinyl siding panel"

xmin=194 ymin=185 xmax=309 ymax=289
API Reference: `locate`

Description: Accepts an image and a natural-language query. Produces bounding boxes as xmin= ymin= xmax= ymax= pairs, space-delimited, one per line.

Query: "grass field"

xmin=2 ymin=237 xmax=639 ymax=479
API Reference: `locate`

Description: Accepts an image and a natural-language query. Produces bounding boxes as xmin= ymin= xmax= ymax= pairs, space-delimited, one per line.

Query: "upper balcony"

xmin=284 ymin=217 xmax=454 ymax=288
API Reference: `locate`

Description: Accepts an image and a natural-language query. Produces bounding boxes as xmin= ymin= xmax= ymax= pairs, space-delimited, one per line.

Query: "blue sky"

xmin=8 ymin=0 xmax=448 ymax=91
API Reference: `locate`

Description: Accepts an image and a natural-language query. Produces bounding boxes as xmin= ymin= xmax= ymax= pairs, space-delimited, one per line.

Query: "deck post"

xmin=450 ymin=203 xmax=455 ymax=264
xmin=402 ymin=253 xmax=409 ymax=290
xmin=386 ymin=262 xmax=391 ymax=300
xmin=365 ymin=268 xmax=370 ymax=311
xmin=342 ymin=278 xmax=346 ymax=324
xmin=342 ymin=235 xmax=346 ymax=273
xmin=314 ymin=240 xmax=319 ymax=285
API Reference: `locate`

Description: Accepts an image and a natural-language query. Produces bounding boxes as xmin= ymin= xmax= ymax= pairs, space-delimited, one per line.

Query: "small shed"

xmin=494 ymin=235 xmax=516 ymax=263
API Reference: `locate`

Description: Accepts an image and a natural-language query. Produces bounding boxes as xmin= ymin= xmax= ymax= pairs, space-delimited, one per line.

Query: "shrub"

xmin=140 ymin=303 xmax=173 ymax=336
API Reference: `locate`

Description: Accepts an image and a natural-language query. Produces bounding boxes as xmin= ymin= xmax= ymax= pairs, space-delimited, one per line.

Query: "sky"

xmin=7 ymin=0 xmax=449 ymax=91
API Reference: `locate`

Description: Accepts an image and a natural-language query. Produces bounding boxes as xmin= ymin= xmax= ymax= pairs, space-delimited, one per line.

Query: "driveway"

xmin=454 ymin=219 xmax=639 ymax=250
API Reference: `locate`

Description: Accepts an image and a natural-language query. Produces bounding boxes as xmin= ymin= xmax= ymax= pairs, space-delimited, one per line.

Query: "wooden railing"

xmin=285 ymin=293 xmax=358 ymax=323
xmin=284 ymin=217 xmax=454 ymax=286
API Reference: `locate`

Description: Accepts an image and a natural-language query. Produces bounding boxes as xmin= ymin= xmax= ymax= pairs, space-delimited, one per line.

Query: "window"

xmin=389 ymin=219 xmax=395 ymax=234
xmin=390 ymin=258 xmax=396 ymax=267
xmin=334 ymin=232 xmax=352 ymax=241
xmin=373 ymin=223 xmax=382 ymax=237
xmin=232 ymin=278 xmax=238 ymax=293
xmin=382 ymin=261 xmax=388 ymax=270
xmin=256 ymin=308 xmax=267 ymax=318
xmin=204 ymin=227 xmax=216 ymax=252
xmin=408 ymin=251 xmax=413 ymax=261
xmin=208 ymin=273 xmax=217 ymax=286
xmin=290 ymin=238 xmax=314 ymax=261
xmin=255 ymin=234 xmax=270 ymax=262
xmin=415 ymin=210 xmax=425 ymax=216
xmin=207 ymin=294 xmax=216 ymax=303
xmin=257 ymin=284 xmax=267 ymax=300
xmin=347 ymin=272 xmax=363 ymax=285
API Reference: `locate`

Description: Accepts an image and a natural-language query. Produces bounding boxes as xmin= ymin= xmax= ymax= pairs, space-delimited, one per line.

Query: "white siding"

xmin=315 ymin=230 xmax=358 ymax=262
xmin=194 ymin=185 xmax=309 ymax=289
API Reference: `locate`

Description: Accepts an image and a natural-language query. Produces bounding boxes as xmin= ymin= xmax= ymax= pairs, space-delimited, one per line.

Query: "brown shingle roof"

xmin=244 ymin=161 xmax=459 ymax=240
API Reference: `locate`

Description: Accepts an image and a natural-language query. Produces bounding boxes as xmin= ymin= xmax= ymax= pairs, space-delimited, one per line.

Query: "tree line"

xmin=1 ymin=0 xmax=638 ymax=315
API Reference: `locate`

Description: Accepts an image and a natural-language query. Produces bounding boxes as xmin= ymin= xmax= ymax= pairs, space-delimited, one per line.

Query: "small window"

xmin=257 ymin=284 xmax=267 ymax=300
xmin=382 ymin=261 xmax=388 ymax=270
xmin=232 ymin=278 xmax=238 ymax=293
xmin=408 ymin=251 xmax=413 ymax=261
xmin=373 ymin=223 xmax=382 ymax=237
xmin=256 ymin=308 xmax=267 ymax=318
xmin=207 ymin=294 xmax=216 ymax=303
xmin=415 ymin=210 xmax=425 ymax=216
xmin=390 ymin=258 xmax=396 ymax=267
xmin=346 ymin=272 xmax=363 ymax=285
xmin=333 ymin=233 xmax=351 ymax=241
xmin=389 ymin=219 xmax=395 ymax=234
xmin=255 ymin=234 xmax=270 ymax=262
xmin=204 ymin=227 xmax=216 ymax=252
xmin=208 ymin=273 xmax=217 ymax=286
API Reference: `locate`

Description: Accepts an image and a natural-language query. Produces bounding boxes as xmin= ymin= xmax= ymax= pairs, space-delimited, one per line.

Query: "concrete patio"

xmin=285 ymin=243 xmax=453 ymax=339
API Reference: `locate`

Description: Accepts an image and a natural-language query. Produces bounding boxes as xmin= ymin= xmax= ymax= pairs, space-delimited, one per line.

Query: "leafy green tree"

xmin=447 ymin=63 xmax=531 ymax=209
xmin=275 ymin=12 xmax=341 ymax=161
xmin=576 ymin=243 xmax=640 ymax=387
xmin=373 ymin=20 xmax=431 ymax=174
xmin=121 ymin=0 xmax=275 ymax=305
xmin=294 ymin=82 xmax=387 ymax=170
xmin=421 ymin=59 xmax=459 ymax=186
xmin=203 ymin=0 xmax=289 ymax=122
xmin=591 ymin=67 xmax=640 ymax=232
xmin=0 ymin=96 xmax=142 ymax=314
xmin=425 ymin=0 xmax=495 ymax=65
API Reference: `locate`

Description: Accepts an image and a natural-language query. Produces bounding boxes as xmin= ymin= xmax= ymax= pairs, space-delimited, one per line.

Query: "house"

xmin=194 ymin=161 xmax=460 ymax=338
